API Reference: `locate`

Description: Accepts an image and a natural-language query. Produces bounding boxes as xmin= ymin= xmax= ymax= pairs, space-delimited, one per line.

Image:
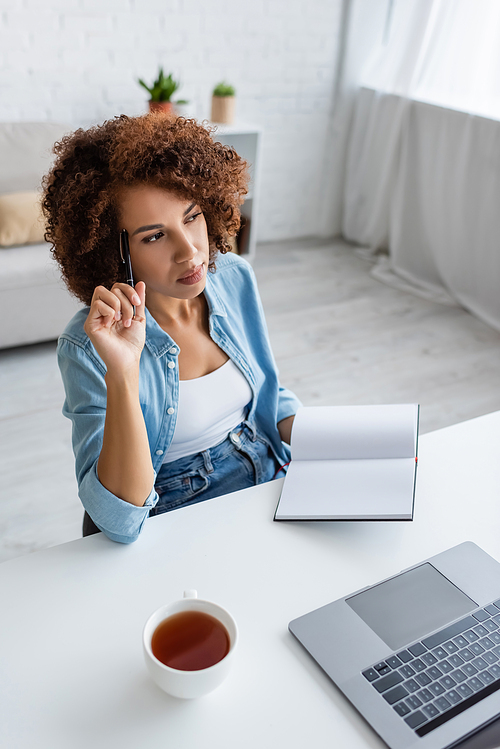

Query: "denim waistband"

xmin=151 ymin=420 xmax=278 ymax=516
xmin=157 ymin=420 xmax=259 ymax=478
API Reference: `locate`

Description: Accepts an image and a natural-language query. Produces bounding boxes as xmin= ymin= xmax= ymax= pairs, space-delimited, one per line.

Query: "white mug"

xmin=143 ymin=590 xmax=238 ymax=699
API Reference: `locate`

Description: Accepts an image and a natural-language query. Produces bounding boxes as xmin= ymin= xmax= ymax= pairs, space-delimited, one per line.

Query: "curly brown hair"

xmin=42 ymin=114 xmax=249 ymax=305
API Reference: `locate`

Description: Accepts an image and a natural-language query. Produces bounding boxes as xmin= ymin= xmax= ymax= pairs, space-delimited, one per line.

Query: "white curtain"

xmin=342 ymin=0 xmax=500 ymax=331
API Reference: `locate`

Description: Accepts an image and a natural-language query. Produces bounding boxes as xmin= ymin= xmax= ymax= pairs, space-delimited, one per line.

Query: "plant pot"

xmin=148 ymin=101 xmax=175 ymax=115
xmin=174 ymin=102 xmax=194 ymax=118
xmin=211 ymin=96 xmax=235 ymax=124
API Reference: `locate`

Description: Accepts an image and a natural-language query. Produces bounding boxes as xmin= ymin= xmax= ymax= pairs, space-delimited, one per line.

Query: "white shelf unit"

xmin=209 ymin=123 xmax=262 ymax=261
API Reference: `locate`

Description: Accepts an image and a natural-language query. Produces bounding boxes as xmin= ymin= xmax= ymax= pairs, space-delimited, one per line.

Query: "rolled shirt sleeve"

xmin=277 ymin=384 xmax=302 ymax=425
xmin=57 ymin=332 xmax=158 ymax=544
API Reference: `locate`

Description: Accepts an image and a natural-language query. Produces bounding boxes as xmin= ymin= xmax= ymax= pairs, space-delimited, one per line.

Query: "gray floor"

xmin=1 ymin=237 xmax=499 ymax=563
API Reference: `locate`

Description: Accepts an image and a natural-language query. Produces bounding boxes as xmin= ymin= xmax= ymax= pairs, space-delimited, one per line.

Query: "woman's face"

xmin=117 ymin=184 xmax=210 ymax=301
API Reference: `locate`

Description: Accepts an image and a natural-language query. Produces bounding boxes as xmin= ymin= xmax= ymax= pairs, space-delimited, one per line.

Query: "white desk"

xmin=1 ymin=413 xmax=500 ymax=749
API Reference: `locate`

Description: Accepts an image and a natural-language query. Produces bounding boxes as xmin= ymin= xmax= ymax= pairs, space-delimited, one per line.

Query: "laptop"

xmin=289 ymin=542 xmax=500 ymax=749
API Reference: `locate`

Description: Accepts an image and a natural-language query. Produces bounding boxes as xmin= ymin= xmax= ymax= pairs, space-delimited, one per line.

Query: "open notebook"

xmin=274 ymin=404 xmax=419 ymax=521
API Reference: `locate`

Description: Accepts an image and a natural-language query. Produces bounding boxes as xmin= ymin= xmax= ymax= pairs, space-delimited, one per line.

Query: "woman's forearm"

xmin=278 ymin=415 xmax=295 ymax=445
xmin=97 ymin=368 xmax=155 ymax=506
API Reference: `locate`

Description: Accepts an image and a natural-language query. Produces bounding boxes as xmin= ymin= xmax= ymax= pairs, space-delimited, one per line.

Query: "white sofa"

xmin=0 ymin=122 xmax=82 ymax=349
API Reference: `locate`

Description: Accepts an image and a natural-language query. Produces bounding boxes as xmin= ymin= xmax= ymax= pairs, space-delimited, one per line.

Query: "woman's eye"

xmin=143 ymin=231 xmax=164 ymax=243
xmin=186 ymin=212 xmax=202 ymax=223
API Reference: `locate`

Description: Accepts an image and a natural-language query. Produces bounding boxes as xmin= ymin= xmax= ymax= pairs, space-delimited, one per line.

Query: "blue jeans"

xmin=150 ymin=422 xmax=280 ymax=517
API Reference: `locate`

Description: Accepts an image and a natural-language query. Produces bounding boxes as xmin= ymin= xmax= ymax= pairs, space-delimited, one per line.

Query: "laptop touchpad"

xmin=346 ymin=563 xmax=477 ymax=651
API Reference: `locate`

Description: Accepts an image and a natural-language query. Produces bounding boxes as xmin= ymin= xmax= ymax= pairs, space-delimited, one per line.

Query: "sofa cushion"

xmin=0 ymin=191 xmax=45 ymax=247
xmin=0 ymin=241 xmax=61 ymax=289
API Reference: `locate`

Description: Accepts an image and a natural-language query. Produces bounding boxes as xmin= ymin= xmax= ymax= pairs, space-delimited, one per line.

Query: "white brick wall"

xmin=0 ymin=0 xmax=343 ymax=241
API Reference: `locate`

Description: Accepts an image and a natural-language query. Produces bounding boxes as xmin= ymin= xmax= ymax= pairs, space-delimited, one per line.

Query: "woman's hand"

xmin=84 ymin=281 xmax=147 ymax=374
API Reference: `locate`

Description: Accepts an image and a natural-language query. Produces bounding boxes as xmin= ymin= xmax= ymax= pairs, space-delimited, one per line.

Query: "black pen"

xmin=120 ymin=229 xmax=136 ymax=317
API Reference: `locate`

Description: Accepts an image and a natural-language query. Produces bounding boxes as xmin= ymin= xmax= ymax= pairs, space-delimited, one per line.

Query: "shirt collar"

xmin=144 ymin=309 xmax=176 ymax=358
xmin=204 ymin=268 xmax=227 ymax=318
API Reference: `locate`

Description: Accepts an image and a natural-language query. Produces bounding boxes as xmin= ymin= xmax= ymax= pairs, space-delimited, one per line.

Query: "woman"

xmin=43 ymin=114 xmax=301 ymax=544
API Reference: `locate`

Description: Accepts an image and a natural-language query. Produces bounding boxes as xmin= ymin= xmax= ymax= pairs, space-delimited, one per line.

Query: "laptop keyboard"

xmin=362 ymin=600 xmax=500 ymax=737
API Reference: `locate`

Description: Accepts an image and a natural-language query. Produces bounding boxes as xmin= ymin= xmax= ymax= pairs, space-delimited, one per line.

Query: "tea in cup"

xmin=143 ymin=590 xmax=238 ymax=699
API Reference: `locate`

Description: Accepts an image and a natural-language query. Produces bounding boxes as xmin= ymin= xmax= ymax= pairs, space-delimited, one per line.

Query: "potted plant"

xmin=138 ymin=68 xmax=181 ymax=114
xmin=211 ymin=81 xmax=236 ymax=124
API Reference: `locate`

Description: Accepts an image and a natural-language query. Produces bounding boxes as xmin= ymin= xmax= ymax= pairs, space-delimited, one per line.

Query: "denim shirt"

xmin=57 ymin=253 xmax=301 ymax=544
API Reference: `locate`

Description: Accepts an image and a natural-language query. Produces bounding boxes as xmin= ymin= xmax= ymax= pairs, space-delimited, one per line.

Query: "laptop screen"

xmin=346 ymin=563 xmax=477 ymax=650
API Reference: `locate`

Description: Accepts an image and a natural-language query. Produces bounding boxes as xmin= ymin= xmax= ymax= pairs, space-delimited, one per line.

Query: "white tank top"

xmin=162 ymin=359 xmax=253 ymax=464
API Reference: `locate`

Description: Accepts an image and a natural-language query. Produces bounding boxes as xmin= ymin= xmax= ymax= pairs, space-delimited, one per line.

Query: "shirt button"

xmin=167 ymin=407 xmax=175 ymax=415
xmin=167 ymin=361 xmax=175 ymax=369
xmin=156 ymin=449 xmax=163 ymax=456
xmin=169 ymin=346 xmax=178 ymax=355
